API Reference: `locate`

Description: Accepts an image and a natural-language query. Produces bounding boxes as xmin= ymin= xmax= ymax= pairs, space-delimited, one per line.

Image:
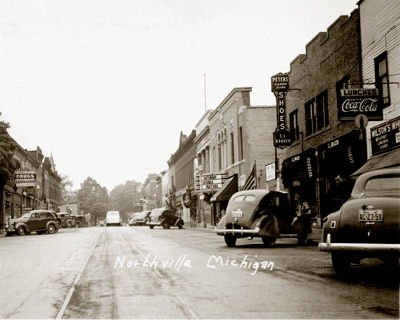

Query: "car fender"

xmin=174 ymin=218 xmax=184 ymax=226
xmin=256 ymin=214 xmax=279 ymax=237
xmin=46 ymin=220 xmax=58 ymax=230
xmin=321 ymin=210 xmax=341 ymax=242
xmin=217 ymin=215 xmax=227 ymax=230
xmin=291 ymin=216 xmax=308 ymax=235
xmin=15 ymin=222 xmax=30 ymax=232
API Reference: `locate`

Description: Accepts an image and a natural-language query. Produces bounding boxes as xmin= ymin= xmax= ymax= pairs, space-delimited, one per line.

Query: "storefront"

xmin=210 ymin=174 xmax=238 ymax=225
xmin=281 ymin=148 xmax=317 ymax=217
xmin=318 ymin=130 xmax=366 ymax=219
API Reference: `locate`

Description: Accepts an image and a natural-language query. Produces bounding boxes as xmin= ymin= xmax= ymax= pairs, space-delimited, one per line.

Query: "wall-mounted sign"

xmin=15 ymin=171 xmax=36 ymax=187
xmin=337 ymin=87 xmax=382 ymax=121
xmin=370 ymin=116 xmax=400 ymax=155
xmin=271 ymin=73 xmax=289 ymax=92
xmin=195 ymin=173 xmax=228 ymax=192
xmin=271 ymin=72 xmax=291 ymax=148
xmin=265 ymin=163 xmax=276 ymax=182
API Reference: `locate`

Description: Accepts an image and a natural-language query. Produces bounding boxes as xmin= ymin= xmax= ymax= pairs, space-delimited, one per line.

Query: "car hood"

xmin=10 ymin=217 xmax=28 ymax=224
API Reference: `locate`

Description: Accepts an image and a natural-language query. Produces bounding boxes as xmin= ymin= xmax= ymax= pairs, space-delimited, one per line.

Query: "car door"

xmin=28 ymin=212 xmax=41 ymax=231
xmin=38 ymin=212 xmax=49 ymax=230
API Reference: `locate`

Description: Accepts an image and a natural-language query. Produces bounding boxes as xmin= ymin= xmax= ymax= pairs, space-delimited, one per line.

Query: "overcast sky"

xmin=0 ymin=0 xmax=358 ymax=191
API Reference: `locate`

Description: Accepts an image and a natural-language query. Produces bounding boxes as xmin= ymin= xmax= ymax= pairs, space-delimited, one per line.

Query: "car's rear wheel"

xmin=5 ymin=232 xmax=13 ymax=237
xmin=36 ymin=231 xmax=43 ymax=235
xmin=262 ymin=236 xmax=276 ymax=247
xmin=149 ymin=225 xmax=154 ymax=229
xmin=224 ymin=234 xmax=236 ymax=247
xmin=331 ymin=252 xmax=351 ymax=275
xmin=67 ymin=221 xmax=72 ymax=228
xmin=177 ymin=221 xmax=183 ymax=229
xmin=47 ymin=224 xmax=56 ymax=234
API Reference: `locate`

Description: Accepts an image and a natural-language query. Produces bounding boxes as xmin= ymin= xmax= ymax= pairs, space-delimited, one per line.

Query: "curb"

xmin=184 ymin=226 xmax=322 ymax=244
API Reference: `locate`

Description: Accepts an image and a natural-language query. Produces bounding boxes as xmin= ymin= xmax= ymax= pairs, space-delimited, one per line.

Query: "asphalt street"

xmin=0 ymin=226 xmax=398 ymax=319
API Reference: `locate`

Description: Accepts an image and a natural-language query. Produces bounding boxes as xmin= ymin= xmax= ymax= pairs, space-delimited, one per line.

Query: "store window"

xmin=375 ymin=51 xmax=390 ymax=107
xmin=238 ymin=126 xmax=244 ymax=161
xmin=230 ymin=132 xmax=235 ymax=164
xmin=305 ymin=99 xmax=317 ymax=136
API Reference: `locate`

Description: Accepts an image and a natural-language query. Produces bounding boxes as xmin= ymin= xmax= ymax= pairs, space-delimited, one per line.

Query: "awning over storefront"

xmin=351 ymin=148 xmax=400 ymax=176
xmin=210 ymin=174 xmax=238 ymax=202
xmin=281 ymin=148 xmax=316 ymax=188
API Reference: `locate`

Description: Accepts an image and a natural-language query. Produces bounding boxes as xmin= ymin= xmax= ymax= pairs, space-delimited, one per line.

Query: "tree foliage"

xmin=0 ymin=114 xmax=20 ymax=187
xmin=77 ymin=177 xmax=109 ymax=222
xmin=109 ymin=180 xmax=142 ymax=221
xmin=60 ymin=174 xmax=75 ymax=200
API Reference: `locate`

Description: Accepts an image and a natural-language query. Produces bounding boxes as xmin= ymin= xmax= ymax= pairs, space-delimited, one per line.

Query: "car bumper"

xmin=215 ymin=226 xmax=260 ymax=236
xmin=147 ymin=222 xmax=161 ymax=226
xmin=318 ymin=234 xmax=400 ymax=252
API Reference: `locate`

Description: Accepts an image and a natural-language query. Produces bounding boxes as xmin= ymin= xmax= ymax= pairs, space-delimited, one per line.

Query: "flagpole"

xmin=204 ymin=73 xmax=207 ymax=112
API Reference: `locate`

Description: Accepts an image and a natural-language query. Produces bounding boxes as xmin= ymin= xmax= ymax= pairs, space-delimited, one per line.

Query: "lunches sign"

xmin=337 ymin=87 xmax=382 ymax=121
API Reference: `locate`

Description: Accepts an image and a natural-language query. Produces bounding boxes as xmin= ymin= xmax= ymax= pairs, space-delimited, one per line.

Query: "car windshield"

xmin=137 ymin=212 xmax=148 ymax=219
xmin=21 ymin=213 xmax=31 ymax=218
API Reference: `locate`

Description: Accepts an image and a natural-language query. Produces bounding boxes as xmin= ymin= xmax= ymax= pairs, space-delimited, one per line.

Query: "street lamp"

xmin=198 ymin=165 xmax=206 ymax=228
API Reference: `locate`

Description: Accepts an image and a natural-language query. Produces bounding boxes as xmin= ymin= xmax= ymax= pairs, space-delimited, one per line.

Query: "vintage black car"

xmin=216 ymin=190 xmax=310 ymax=247
xmin=319 ymin=168 xmax=400 ymax=274
xmin=56 ymin=212 xmax=75 ymax=228
xmin=147 ymin=208 xmax=184 ymax=229
xmin=5 ymin=210 xmax=59 ymax=236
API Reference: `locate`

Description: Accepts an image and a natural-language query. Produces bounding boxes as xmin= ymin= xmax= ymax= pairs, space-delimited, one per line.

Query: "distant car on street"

xmin=132 ymin=211 xmax=151 ymax=226
xmin=106 ymin=211 xmax=122 ymax=226
xmin=5 ymin=210 xmax=59 ymax=236
xmin=319 ymin=167 xmax=400 ymax=275
xmin=147 ymin=208 xmax=184 ymax=229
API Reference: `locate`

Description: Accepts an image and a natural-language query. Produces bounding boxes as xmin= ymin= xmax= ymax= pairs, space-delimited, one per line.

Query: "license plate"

xmin=358 ymin=209 xmax=383 ymax=222
xmin=231 ymin=210 xmax=243 ymax=218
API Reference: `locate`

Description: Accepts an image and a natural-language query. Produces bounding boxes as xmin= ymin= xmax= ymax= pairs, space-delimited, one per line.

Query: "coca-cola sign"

xmin=337 ymin=87 xmax=383 ymax=121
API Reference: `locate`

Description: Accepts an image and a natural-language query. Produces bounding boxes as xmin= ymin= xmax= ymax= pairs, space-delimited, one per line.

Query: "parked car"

xmin=106 ymin=211 xmax=122 ymax=226
xmin=5 ymin=210 xmax=59 ymax=236
xmin=71 ymin=215 xmax=87 ymax=228
xmin=56 ymin=212 xmax=75 ymax=228
xmin=128 ymin=212 xmax=140 ymax=226
xmin=147 ymin=208 xmax=184 ymax=229
xmin=215 ymin=190 xmax=310 ymax=247
xmin=319 ymin=168 xmax=400 ymax=275
xmin=133 ymin=211 xmax=151 ymax=226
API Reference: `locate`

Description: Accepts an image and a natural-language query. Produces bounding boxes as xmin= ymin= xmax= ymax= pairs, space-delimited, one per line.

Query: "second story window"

xmin=238 ymin=126 xmax=244 ymax=161
xmin=305 ymin=89 xmax=329 ymax=136
xmin=316 ymin=90 xmax=329 ymax=130
xmin=305 ymin=99 xmax=316 ymax=136
xmin=289 ymin=110 xmax=299 ymax=142
xmin=375 ymin=51 xmax=390 ymax=107
xmin=230 ymin=132 xmax=235 ymax=164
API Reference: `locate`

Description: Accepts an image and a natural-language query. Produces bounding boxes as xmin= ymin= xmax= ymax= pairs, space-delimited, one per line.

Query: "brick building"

xmin=207 ymin=87 xmax=283 ymax=224
xmin=282 ymin=9 xmax=366 ymax=224
xmin=167 ymin=131 xmax=197 ymax=225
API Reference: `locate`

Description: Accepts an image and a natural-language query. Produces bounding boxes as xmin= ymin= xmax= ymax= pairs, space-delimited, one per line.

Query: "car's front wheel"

xmin=262 ymin=236 xmax=276 ymax=247
xmin=67 ymin=221 xmax=72 ymax=228
xmin=17 ymin=226 xmax=26 ymax=236
xmin=162 ymin=221 xmax=169 ymax=229
xmin=47 ymin=224 xmax=56 ymax=234
xmin=331 ymin=252 xmax=351 ymax=275
xmin=177 ymin=221 xmax=183 ymax=229
xmin=224 ymin=234 xmax=236 ymax=247
xmin=149 ymin=225 xmax=154 ymax=229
